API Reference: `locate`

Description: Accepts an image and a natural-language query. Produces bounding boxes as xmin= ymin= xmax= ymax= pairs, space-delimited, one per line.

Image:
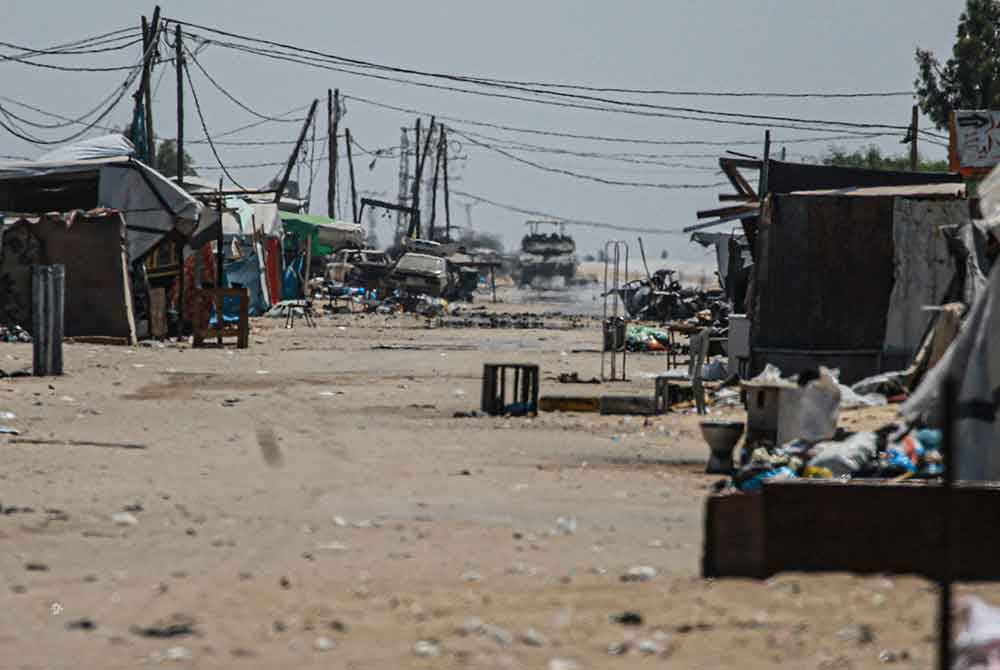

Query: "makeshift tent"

xmin=279 ymin=212 xmax=363 ymax=256
xmin=0 ymin=156 xmax=201 ymax=260
xmin=0 ymin=209 xmax=137 ymax=342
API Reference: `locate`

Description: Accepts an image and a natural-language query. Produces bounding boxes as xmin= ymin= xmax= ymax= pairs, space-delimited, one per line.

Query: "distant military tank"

xmin=518 ymin=221 xmax=578 ymax=287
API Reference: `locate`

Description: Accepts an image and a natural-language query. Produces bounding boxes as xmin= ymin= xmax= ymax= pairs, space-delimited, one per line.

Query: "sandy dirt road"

xmin=0 ymin=295 xmax=990 ymax=669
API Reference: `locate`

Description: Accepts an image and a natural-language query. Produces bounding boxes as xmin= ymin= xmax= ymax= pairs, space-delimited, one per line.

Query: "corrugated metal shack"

xmin=690 ymin=159 xmax=976 ymax=384
xmin=750 ymin=184 xmax=970 ymax=383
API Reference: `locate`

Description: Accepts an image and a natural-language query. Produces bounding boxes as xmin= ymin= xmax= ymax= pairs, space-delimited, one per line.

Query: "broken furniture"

xmin=284 ymin=299 xmax=317 ymax=328
xmin=601 ymin=240 xmax=629 ymax=381
xmin=700 ymin=420 xmax=744 ymax=474
xmin=192 ymin=288 xmax=249 ymax=348
xmin=481 ymin=364 xmax=540 ymax=416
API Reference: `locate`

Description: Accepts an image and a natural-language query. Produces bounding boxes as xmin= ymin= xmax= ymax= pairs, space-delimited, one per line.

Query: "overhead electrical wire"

xmin=451 ymin=188 xmax=685 ymax=235
xmin=186 ymin=103 xmax=313 ymax=144
xmin=166 ymin=18 xmax=944 ymax=139
xmin=183 ymin=44 xmax=306 ymax=123
xmin=183 ymin=56 xmax=247 ymax=190
xmin=345 ymin=93 xmax=896 ymax=148
xmin=179 ymin=33 xmax=919 ymax=138
xmin=451 ymin=127 xmax=726 ymax=190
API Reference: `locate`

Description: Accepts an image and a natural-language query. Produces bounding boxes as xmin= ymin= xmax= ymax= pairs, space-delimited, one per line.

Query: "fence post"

xmin=32 ymin=264 xmax=65 ymax=376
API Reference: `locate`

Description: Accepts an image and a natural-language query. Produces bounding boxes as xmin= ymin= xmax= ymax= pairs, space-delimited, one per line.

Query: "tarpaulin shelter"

xmin=0 ymin=209 xmax=137 ymax=342
xmin=0 ymin=155 xmax=202 ymax=261
xmin=279 ymin=211 xmax=363 ymax=256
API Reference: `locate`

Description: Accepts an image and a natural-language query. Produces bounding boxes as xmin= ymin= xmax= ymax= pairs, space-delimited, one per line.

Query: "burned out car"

xmin=388 ymin=253 xmax=448 ymax=297
xmin=326 ymin=249 xmax=392 ymax=287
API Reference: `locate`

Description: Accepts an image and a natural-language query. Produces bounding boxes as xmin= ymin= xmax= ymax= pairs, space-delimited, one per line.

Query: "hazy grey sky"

xmin=2 ymin=1 xmax=964 ymax=262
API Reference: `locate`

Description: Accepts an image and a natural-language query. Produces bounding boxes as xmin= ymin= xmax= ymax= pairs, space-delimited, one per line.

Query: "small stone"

xmin=413 ymin=640 xmax=441 ymax=657
xmin=838 ymin=623 xmax=875 ymax=645
xmin=552 ymin=517 xmax=577 ymax=536
xmin=273 ymin=620 xmax=287 ymax=633
xmin=621 ymin=566 xmax=657 ymax=582
xmin=549 ymin=659 xmax=578 ymax=670
xmin=313 ymin=636 xmax=335 ymax=651
xmin=461 ymin=570 xmax=484 ymax=583
xmin=123 ymin=503 xmax=144 ymax=513
xmin=11 ymin=584 xmax=26 ymax=594
xmin=459 ymin=618 xmax=485 ymax=636
xmin=520 ymin=628 xmax=548 ymax=646
xmin=484 ymin=624 xmax=513 ymax=646
xmin=111 ymin=512 xmax=138 ymax=526
xmin=25 ymin=562 xmax=48 ymax=572
xmin=608 ymin=641 xmax=630 ymax=655
xmin=611 ymin=611 xmax=643 ymax=626
xmin=164 ymin=646 xmax=191 ymax=661
xmin=638 ymin=639 xmax=664 ymax=655
xmin=65 ymin=618 xmax=96 ymax=631
xmin=279 ymin=576 xmax=291 ymax=589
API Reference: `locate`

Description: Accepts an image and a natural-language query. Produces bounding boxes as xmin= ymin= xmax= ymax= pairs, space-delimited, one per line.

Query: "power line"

xmin=451 ymin=187 xmax=686 ymax=235
xmin=183 ymin=57 xmax=247 ymax=189
xmin=182 ymin=33 xmax=921 ymax=137
xmin=452 ymin=127 xmax=727 ymax=189
xmin=166 ymin=18 xmax=929 ymax=136
xmin=346 ymin=93 xmax=897 ymax=147
xmin=183 ymin=44 xmax=306 ymax=123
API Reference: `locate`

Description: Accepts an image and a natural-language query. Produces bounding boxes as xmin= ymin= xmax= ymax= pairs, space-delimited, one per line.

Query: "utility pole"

xmin=758 ymin=129 xmax=771 ymax=199
xmin=396 ymin=126 xmax=410 ymax=240
xmin=429 ymin=130 xmax=444 ymax=240
xmin=409 ymin=118 xmax=422 ymax=238
xmin=345 ymin=128 xmax=358 ymax=223
xmin=274 ymin=99 xmax=319 ymax=204
xmin=141 ymin=7 xmax=160 ymax=168
xmin=910 ymin=104 xmax=919 ymax=172
xmin=174 ymin=25 xmax=184 ymax=186
xmin=442 ymin=126 xmax=451 ymax=242
xmin=328 ymin=88 xmax=339 ymax=217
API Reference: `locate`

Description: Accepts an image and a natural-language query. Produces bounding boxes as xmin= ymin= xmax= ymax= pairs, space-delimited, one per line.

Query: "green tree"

xmin=915 ymin=0 xmax=1000 ymax=129
xmin=154 ymin=139 xmax=198 ymax=178
xmin=821 ymin=145 xmax=949 ymax=173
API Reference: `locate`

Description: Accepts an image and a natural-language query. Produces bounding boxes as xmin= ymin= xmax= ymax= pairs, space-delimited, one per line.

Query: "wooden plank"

xmin=599 ymin=395 xmax=658 ymax=415
xmin=149 ymin=288 xmax=167 ymax=339
xmin=539 ymin=396 xmax=600 ymax=413
xmin=703 ymin=481 xmax=1000 ymax=581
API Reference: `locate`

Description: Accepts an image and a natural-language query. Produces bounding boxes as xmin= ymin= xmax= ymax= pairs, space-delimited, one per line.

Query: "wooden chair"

xmin=192 ymin=288 xmax=249 ymax=349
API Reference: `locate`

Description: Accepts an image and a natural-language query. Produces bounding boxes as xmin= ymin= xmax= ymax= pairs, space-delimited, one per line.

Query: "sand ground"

xmin=0 ymin=288 xmax=990 ymax=669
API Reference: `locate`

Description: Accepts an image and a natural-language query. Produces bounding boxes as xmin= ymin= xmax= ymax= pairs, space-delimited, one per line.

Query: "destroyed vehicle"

xmin=390 ymin=253 xmax=448 ymax=296
xmin=326 ymin=249 xmax=392 ymax=285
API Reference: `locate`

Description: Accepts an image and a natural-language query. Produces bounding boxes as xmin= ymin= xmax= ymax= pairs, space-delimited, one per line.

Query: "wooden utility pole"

xmin=429 ymin=130 xmax=444 ymax=239
xmin=174 ymin=25 xmax=184 ymax=186
xmin=274 ymin=99 xmax=319 ymax=204
xmin=345 ymin=128 xmax=358 ymax=223
xmin=910 ymin=105 xmax=919 ymax=172
xmin=141 ymin=7 xmax=160 ymax=168
xmin=409 ymin=118 xmax=422 ymax=238
xmin=758 ymin=130 xmax=771 ymax=199
xmin=442 ymin=126 xmax=452 ymax=242
xmin=328 ymin=88 xmax=339 ymax=217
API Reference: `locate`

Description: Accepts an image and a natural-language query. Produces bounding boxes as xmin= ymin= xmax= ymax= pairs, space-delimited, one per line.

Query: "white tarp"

xmin=0 ymin=156 xmax=201 ymax=259
xmin=882 ymin=198 xmax=966 ymax=359
xmin=952 ymin=110 xmax=1000 ymax=171
xmin=903 ymin=260 xmax=1000 ymax=480
xmin=36 ymin=134 xmax=134 ymax=163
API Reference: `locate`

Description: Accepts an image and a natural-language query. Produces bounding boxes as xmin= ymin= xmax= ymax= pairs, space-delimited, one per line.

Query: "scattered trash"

xmin=0 ymin=426 xmax=20 ymax=435
xmin=132 ymin=614 xmax=196 ymax=638
xmin=413 ymin=640 xmax=441 ymax=657
xmin=313 ymin=636 xmax=335 ymax=651
xmin=65 ymin=618 xmax=96 ymax=632
xmin=164 ymin=646 xmax=192 ymax=661
xmin=552 ymin=516 xmax=577 ymax=536
xmin=610 ymin=611 xmax=643 ymax=626
xmin=111 ymin=511 xmax=138 ymax=526
xmin=25 ymin=562 xmax=48 ymax=571
xmin=520 ymin=628 xmax=548 ymax=646
xmin=637 ymin=639 xmax=665 ymax=655
xmin=548 ymin=658 xmax=578 ymax=670
xmin=837 ymin=623 xmax=875 ymax=645
xmin=621 ymin=566 xmax=657 ymax=582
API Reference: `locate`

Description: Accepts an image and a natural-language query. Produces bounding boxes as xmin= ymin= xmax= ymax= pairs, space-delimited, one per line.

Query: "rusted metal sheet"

xmin=750 ymin=194 xmax=895 ymax=381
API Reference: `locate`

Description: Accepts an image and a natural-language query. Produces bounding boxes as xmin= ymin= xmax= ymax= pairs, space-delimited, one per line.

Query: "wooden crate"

xmin=192 ymin=288 xmax=249 ymax=349
xmin=703 ymin=480 xmax=1000 ymax=581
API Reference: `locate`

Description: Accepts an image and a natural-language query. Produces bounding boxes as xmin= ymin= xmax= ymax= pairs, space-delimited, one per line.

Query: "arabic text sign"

xmin=951 ymin=110 xmax=1000 ymax=171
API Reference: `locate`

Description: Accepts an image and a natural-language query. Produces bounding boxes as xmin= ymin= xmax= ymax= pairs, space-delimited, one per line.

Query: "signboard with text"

xmin=950 ymin=110 xmax=1000 ymax=176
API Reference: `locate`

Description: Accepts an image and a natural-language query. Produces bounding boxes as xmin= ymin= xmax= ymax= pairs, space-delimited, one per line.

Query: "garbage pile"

xmin=610 ymin=269 xmax=730 ymax=325
xmin=0 ymin=324 xmax=31 ymax=343
xmin=720 ymin=365 xmax=941 ymax=492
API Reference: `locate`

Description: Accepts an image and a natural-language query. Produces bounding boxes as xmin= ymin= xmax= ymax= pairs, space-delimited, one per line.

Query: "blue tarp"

xmin=224 ymin=251 xmax=269 ymax=316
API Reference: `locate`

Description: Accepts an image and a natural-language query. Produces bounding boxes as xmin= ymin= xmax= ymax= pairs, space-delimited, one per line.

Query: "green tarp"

xmin=278 ymin=211 xmax=364 ymax=256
